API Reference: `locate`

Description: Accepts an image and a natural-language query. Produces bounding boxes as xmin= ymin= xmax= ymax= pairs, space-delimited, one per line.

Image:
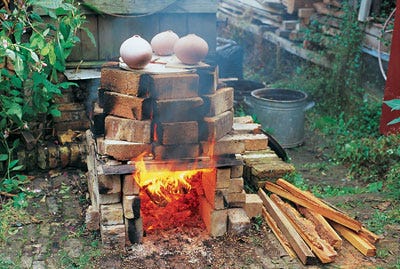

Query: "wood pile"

xmin=259 ymin=178 xmax=380 ymax=265
xmin=218 ymin=0 xmax=392 ymax=55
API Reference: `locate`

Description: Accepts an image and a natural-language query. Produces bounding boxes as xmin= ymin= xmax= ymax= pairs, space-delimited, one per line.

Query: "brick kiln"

xmin=85 ymin=62 xmax=273 ymax=249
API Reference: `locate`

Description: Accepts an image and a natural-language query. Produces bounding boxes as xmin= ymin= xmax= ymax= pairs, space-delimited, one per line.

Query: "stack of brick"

xmin=53 ymin=85 xmax=90 ymax=132
xmin=85 ymin=63 xmax=288 ymax=248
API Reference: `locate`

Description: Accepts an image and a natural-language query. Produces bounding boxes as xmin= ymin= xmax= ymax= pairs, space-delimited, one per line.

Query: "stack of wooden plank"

xmin=258 ymin=178 xmax=380 ymax=265
xmin=218 ymin=0 xmax=392 ymax=56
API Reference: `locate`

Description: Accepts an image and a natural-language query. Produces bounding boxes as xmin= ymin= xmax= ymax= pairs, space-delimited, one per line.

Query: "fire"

xmin=132 ymin=152 xmax=214 ymax=232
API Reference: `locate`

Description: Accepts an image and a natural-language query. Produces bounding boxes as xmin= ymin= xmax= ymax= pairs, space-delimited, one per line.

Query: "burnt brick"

xmin=103 ymin=91 xmax=151 ymax=120
xmin=146 ymin=73 xmax=199 ymax=99
xmin=153 ymin=97 xmax=204 ymax=122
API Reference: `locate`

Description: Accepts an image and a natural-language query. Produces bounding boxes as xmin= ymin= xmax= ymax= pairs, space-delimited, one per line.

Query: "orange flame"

xmin=132 ymin=152 xmax=214 ymax=232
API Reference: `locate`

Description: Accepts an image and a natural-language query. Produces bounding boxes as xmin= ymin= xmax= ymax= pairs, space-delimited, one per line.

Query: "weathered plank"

xmin=82 ymin=0 xmax=217 ymax=14
xmin=258 ymin=189 xmax=317 ymax=265
xmin=265 ymin=180 xmax=362 ymax=232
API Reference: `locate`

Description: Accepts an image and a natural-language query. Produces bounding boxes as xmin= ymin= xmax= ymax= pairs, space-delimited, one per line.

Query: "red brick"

xmin=58 ymin=103 xmax=85 ymax=111
xmin=201 ymin=136 xmax=246 ymax=156
xmin=202 ymin=87 xmax=234 ymax=116
xmin=201 ymin=170 xmax=226 ymax=210
xmin=227 ymin=208 xmax=251 ymax=234
xmin=146 ymin=73 xmax=199 ymax=99
xmin=104 ymin=91 xmax=150 ymax=120
xmin=101 ymin=67 xmax=146 ymax=96
xmin=105 ymin=115 xmax=151 ymax=143
xmin=157 ymin=121 xmax=198 ymax=145
xmin=153 ymin=97 xmax=204 ymax=122
xmin=98 ymin=139 xmax=152 ymax=160
xmin=200 ymin=110 xmax=233 ymax=141
xmin=199 ymin=196 xmax=227 ymax=237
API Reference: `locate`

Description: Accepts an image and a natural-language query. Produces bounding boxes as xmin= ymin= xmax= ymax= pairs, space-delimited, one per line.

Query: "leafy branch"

xmin=0 ymin=0 xmax=94 ymax=201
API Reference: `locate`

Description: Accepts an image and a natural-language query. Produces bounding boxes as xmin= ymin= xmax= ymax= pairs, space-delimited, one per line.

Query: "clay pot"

xmin=120 ymin=35 xmax=152 ymax=69
xmin=151 ymin=30 xmax=179 ymax=56
xmin=174 ymin=34 xmax=209 ymax=65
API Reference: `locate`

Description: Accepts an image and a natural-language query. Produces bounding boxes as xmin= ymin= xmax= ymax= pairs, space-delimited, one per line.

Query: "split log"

xmin=262 ymin=207 xmax=297 ymax=258
xmin=331 ymin=222 xmax=377 ymax=257
xmin=298 ymin=206 xmax=342 ymax=250
xmin=265 ymin=179 xmax=362 ymax=232
xmin=258 ymin=189 xmax=317 ymax=265
xmin=358 ymin=227 xmax=381 ymax=245
xmin=271 ymin=194 xmax=337 ymax=263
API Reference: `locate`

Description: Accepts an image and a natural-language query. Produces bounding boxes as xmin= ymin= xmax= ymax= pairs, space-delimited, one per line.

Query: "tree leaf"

xmin=30 ymin=50 xmax=39 ymax=62
xmin=0 ymin=154 xmax=8 ymax=161
xmin=14 ymin=54 xmax=25 ymax=79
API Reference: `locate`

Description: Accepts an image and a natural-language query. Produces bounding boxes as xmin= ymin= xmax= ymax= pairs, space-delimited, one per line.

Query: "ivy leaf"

xmin=7 ymin=103 xmax=23 ymax=120
xmin=384 ymin=99 xmax=400 ymax=111
xmin=49 ymin=108 xmax=61 ymax=117
xmin=387 ymin=117 xmax=400 ymax=125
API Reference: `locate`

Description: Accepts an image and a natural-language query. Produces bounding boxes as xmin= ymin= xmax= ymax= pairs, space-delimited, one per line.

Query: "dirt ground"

xmin=1 ymin=124 xmax=399 ymax=269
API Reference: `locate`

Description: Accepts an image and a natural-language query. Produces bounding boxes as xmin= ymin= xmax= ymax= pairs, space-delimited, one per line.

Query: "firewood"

xmin=265 ymin=180 xmax=362 ymax=232
xmin=298 ymin=206 xmax=342 ymax=250
xmin=331 ymin=222 xmax=377 ymax=257
xmin=271 ymin=194 xmax=337 ymax=263
xmin=358 ymin=227 xmax=381 ymax=244
xmin=262 ymin=207 xmax=297 ymax=258
xmin=258 ymin=189 xmax=317 ymax=265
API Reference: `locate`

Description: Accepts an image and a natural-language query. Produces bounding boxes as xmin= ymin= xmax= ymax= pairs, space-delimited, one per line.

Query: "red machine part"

xmin=380 ymin=1 xmax=400 ymax=135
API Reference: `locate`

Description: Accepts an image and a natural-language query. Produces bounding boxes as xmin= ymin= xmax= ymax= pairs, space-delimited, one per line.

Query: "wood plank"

xmin=313 ymin=2 xmax=344 ymax=17
xmin=187 ymin=13 xmax=217 ymax=53
xmin=67 ymin=15 xmax=99 ymax=61
xmin=82 ymin=0 xmax=217 ymax=14
xmin=331 ymin=222 xmax=376 ymax=257
xmin=98 ymin=15 xmax=159 ymax=61
xmin=262 ymin=207 xmax=297 ymax=258
xmin=298 ymin=206 xmax=342 ymax=250
xmin=271 ymin=194 xmax=337 ymax=263
xmin=265 ymin=180 xmax=362 ymax=232
xmin=358 ymin=227 xmax=381 ymax=244
xmin=283 ymin=0 xmax=319 ymax=14
xmin=258 ymin=189 xmax=317 ymax=265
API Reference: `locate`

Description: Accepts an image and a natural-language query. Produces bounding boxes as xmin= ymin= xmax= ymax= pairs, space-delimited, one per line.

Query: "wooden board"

xmin=82 ymin=0 xmax=217 ymax=14
xmin=258 ymin=189 xmax=317 ymax=265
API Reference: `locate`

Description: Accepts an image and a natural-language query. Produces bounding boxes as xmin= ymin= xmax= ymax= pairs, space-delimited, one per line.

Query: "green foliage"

xmin=300 ymin=2 xmax=365 ymax=115
xmin=0 ymin=0 xmax=91 ymax=197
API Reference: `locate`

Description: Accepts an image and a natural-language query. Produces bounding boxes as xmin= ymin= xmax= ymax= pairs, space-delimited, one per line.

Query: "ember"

xmin=133 ymin=152 xmax=213 ymax=232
